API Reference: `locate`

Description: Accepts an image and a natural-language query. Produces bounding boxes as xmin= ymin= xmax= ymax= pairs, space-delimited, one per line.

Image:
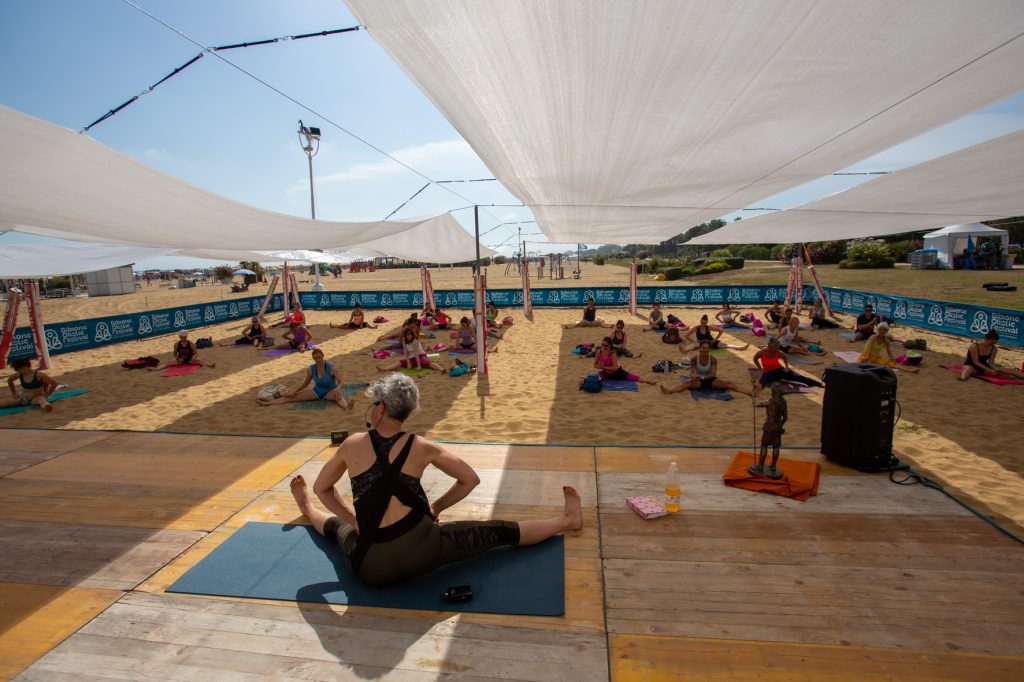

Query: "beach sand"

xmin=5 ymin=266 xmax=1024 ymax=537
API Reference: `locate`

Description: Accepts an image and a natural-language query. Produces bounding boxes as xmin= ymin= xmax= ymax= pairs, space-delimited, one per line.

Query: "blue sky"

xmin=2 ymin=1 xmax=1023 ymax=270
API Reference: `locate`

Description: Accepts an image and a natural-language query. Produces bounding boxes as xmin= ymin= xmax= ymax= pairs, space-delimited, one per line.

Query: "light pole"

xmin=298 ymin=120 xmax=325 ymax=292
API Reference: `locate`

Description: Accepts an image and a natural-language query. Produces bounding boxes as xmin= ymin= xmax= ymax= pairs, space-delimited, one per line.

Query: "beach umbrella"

xmin=233 ymin=268 xmax=256 ymax=276
xmin=191 ymin=271 xmax=204 ymax=276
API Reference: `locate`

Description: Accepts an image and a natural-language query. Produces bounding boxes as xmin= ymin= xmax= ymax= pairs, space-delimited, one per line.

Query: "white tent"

xmin=922 ymin=224 xmax=1009 ymax=269
xmin=0 ymin=106 xmax=490 ymax=264
xmin=0 ymin=244 xmax=176 ymax=278
xmin=346 ymin=0 xmax=1024 ymax=243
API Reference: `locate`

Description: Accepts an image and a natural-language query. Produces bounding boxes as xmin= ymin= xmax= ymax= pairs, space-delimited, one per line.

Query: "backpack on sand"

xmin=580 ymin=374 xmax=603 ymax=393
xmin=662 ymin=327 xmax=681 ymax=344
xmin=652 ymin=359 xmax=674 ymax=373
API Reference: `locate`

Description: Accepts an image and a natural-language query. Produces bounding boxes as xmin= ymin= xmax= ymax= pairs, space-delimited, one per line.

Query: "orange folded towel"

xmin=722 ymin=451 xmax=820 ymax=502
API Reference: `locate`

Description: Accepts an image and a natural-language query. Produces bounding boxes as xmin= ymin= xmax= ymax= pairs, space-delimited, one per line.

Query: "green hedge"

xmin=724 ymin=257 xmax=745 ymax=269
xmin=658 ymin=266 xmax=685 ymax=281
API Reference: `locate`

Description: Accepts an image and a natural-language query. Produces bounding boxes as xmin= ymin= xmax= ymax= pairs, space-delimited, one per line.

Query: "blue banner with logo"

xmin=821 ymin=287 xmax=1023 ymax=347
xmin=19 ymin=283 xmax=1017 ymax=359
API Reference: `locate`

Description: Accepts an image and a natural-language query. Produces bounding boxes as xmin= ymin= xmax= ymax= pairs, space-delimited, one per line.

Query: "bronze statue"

xmin=748 ymin=383 xmax=787 ymax=479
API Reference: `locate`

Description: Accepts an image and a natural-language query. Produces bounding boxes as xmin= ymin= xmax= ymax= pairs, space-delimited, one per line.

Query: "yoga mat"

xmin=723 ymin=451 xmax=820 ymax=502
xmin=449 ymin=348 xmax=476 ymax=355
xmin=747 ymin=369 xmax=817 ymax=394
xmin=342 ymin=382 xmax=369 ymax=398
xmin=787 ymin=354 xmax=823 ymax=366
xmin=162 ymin=363 xmax=202 ymax=377
xmin=167 ymin=522 xmax=565 ymax=616
xmin=690 ymin=387 xmax=734 ymax=401
xmin=0 ymin=389 xmax=91 ymax=416
xmin=400 ymin=368 xmax=433 ymax=377
xmin=839 ymin=332 xmax=858 ymax=340
xmin=715 ymin=323 xmax=749 ymax=331
xmin=602 ymin=379 xmax=639 ymax=391
xmin=832 ymin=351 xmax=863 ymax=363
xmin=260 ymin=343 xmax=318 ymax=357
xmin=288 ymin=401 xmax=329 ymax=411
xmin=940 ymin=365 xmax=1024 ymax=385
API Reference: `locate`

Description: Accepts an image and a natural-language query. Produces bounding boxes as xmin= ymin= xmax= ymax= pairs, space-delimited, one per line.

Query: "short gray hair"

xmin=366 ymin=373 xmax=420 ymax=422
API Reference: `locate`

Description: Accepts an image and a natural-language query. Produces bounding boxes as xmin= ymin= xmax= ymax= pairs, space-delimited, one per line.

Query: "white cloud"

xmin=320 ymin=139 xmax=488 ymax=185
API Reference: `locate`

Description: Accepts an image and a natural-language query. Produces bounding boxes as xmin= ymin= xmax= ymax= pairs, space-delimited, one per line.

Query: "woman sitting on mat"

xmin=455 ymin=316 xmax=476 ymax=351
xmin=681 ymin=315 xmax=749 ymax=353
xmin=257 ymin=348 xmax=356 ymax=409
xmin=777 ymin=317 xmax=825 ymax=356
xmin=429 ymin=307 xmax=451 ymax=331
xmin=608 ymin=320 xmax=642 ymax=358
xmin=376 ymin=326 xmax=445 ymax=373
xmin=271 ymin=321 xmax=313 ymax=353
xmin=752 ymin=338 xmax=823 ymax=395
xmin=288 ymin=373 xmax=583 ymax=587
xmin=3 ymin=357 xmax=58 ymax=411
xmin=765 ymin=301 xmax=784 ymax=328
xmin=858 ymin=322 xmax=918 ymax=374
xmin=593 ymin=337 xmax=656 ymax=385
xmin=220 ymin=316 xmax=266 ymax=348
xmin=959 ymin=330 xmax=1024 ymax=381
xmin=375 ymin=314 xmax=420 ymax=346
xmin=271 ymin=302 xmax=305 ymax=328
xmin=809 ymin=297 xmax=841 ymax=329
xmin=565 ymin=297 xmax=611 ymax=329
xmin=151 ymin=330 xmax=215 ymax=370
xmin=331 ymin=303 xmax=377 ymax=330
xmin=661 ymin=341 xmax=750 ymax=395
xmin=715 ymin=302 xmax=744 ymax=327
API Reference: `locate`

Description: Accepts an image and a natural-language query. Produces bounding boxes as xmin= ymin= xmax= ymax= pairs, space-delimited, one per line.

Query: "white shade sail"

xmin=346 ymin=0 xmax=1024 ymax=244
xmin=0 ymin=244 xmax=176 ymax=278
xmin=0 ymin=106 xmax=486 ymax=263
xmin=686 ymin=129 xmax=1024 ymax=244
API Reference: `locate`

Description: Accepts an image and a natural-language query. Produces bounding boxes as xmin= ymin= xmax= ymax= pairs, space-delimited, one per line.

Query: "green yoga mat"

xmin=287 ymin=383 xmax=369 ymax=410
xmin=167 ymin=522 xmax=565 ymax=616
xmin=0 ymin=389 xmax=91 ymax=416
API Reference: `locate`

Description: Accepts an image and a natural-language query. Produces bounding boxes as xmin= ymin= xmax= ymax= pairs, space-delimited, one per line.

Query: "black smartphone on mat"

xmin=440 ymin=585 xmax=473 ymax=602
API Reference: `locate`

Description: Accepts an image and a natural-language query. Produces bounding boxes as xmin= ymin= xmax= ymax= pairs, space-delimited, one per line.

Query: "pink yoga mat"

xmin=162 ymin=363 xmax=202 ymax=377
xmin=940 ymin=365 xmax=1024 ymax=385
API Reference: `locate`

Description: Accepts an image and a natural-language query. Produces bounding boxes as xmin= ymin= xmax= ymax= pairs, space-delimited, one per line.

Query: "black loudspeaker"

xmin=821 ymin=363 xmax=899 ymax=471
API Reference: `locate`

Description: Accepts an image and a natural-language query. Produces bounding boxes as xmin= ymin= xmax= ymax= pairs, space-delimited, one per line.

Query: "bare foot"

xmin=208 ymin=362 xmax=216 ymax=368
xmin=345 ymin=398 xmax=356 ymax=411
xmin=659 ymin=384 xmax=669 ymax=394
xmin=43 ymin=404 xmax=54 ymax=412
xmin=290 ymin=475 xmax=314 ymax=515
xmin=562 ymin=486 xmax=584 ymax=530
xmin=636 ymin=352 xmax=644 ymax=358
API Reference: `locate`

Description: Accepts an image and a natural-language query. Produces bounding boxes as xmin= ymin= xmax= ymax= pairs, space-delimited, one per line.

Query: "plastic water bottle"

xmin=665 ymin=461 xmax=680 ymax=513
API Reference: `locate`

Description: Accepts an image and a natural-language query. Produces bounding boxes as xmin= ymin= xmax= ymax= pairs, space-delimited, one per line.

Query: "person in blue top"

xmin=256 ymin=348 xmax=354 ymax=409
xmin=3 ymin=357 xmax=58 ymax=411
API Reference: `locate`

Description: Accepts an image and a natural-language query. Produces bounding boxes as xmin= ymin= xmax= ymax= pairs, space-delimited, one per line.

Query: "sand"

xmin=5 ymin=266 xmax=1024 ymax=537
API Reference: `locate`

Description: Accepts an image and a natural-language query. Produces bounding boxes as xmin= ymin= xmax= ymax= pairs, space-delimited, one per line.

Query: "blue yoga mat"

xmin=0 ymin=389 xmax=91 ymax=416
xmin=167 ymin=522 xmax=565 ymax=616
xmin=602 ymin=379 xmax=639 ymax=391
xmin=690 ymin=387 xmax=735 ymax=401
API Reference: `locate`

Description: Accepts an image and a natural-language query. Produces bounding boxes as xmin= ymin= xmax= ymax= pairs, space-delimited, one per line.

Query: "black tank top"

xmin=349 ymin=431 xmax=433 ymax=544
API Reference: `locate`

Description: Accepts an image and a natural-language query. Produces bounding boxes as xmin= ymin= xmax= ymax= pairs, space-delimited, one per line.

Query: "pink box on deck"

xmin=626 ymin=496 xmax=670 ymax=520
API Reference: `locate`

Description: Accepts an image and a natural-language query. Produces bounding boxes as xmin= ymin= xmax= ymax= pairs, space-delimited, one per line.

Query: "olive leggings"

xmin=324 ymin=514 xmax=520 ymax=587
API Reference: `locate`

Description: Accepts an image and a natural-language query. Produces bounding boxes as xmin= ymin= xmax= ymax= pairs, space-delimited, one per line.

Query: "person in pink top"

xmin=593 ymin=337 xmax=656 ymax=385
xmin=376 ymin=326 xmax=446 ymax=373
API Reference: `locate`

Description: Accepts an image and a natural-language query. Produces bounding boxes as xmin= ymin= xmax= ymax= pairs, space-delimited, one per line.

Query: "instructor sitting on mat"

xmin=289 ymin=373 xmax=583 ymax=587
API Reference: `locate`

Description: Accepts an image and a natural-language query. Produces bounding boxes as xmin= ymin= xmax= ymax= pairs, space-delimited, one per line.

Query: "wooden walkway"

xmin=1 ymin=429 xmax=1022 ymax=680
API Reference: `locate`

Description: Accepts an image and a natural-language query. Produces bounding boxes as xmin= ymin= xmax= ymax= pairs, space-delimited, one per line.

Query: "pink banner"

xmin=24 ymin=282 xmax=51 ymax=370
xmin=783 ymin=259 xmax=797 ymax=310
xmin=421 ymin=267 xmax=436 ymax=310
xmin=282 ymin=264 xmax=291 ymax=318
xmin=0 ymin=288 xmax=22 ymax=369
xmin=258 ymin=274 xmax=279 ymax=318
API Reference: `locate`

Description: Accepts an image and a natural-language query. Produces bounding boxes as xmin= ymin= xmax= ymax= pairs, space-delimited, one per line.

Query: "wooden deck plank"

xmin=599 ymin=472 xmax=973 ymax=515
xmin=610 ymin=634 xmax=1024 ymax=681
xmin=599 ymin=510 xmax=1021 ymax=570
xmin=0 ymin=430 xmax=117 ymax=478
xmin=20 ymin=592 xmax=609 ymax=681
xmin=0 ymin=581 xmax=121 ymax=680
xmin=597 ymin=447 xmax=856 ymax=476
xmin=603 ymin=556 xmax=1024 ymax=654
xmin=0 ymin=478 xmax=264 ymax=531
xmin=0 ymin=520 xmax=203 ymax=590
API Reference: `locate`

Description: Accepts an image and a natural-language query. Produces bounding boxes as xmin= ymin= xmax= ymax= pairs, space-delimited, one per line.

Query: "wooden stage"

xmin=1 ymin=429 xmax=1022 ymax=680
